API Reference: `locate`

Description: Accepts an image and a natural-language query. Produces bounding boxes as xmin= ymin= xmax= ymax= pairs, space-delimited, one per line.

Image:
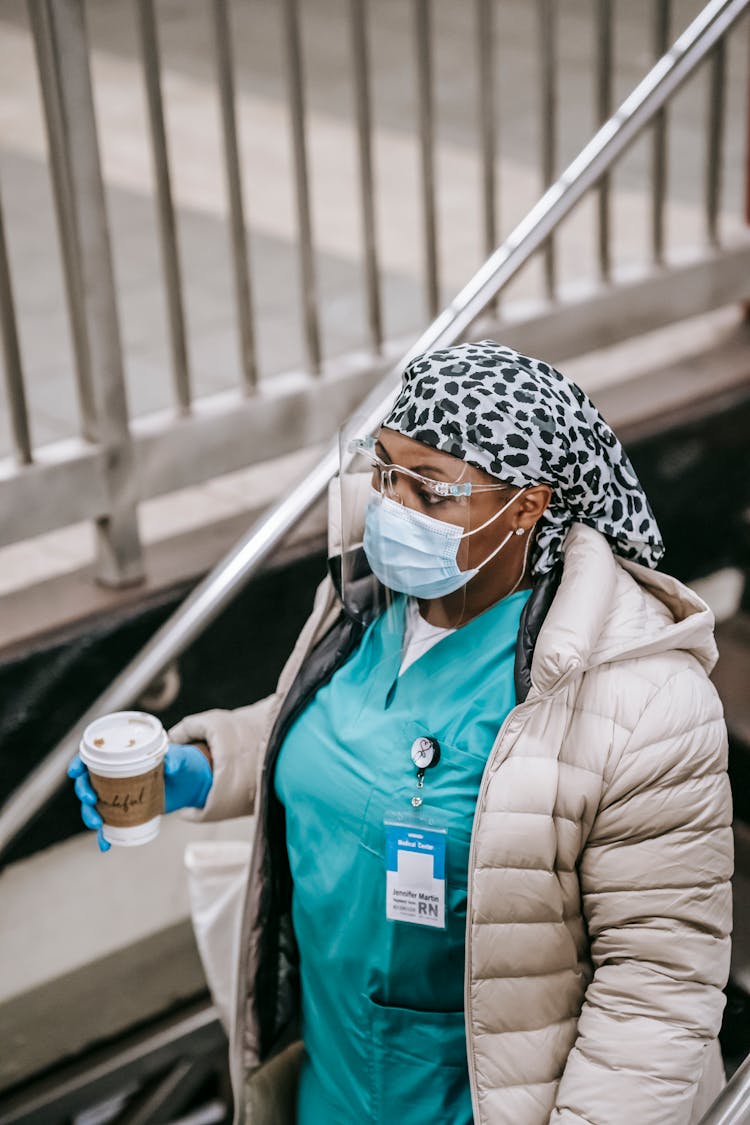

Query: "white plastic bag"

xmin=184 ymin=838 xmax=252 ymax=1034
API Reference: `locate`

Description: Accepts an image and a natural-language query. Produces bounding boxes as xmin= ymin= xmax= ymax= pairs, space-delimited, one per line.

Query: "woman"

xmin=71 ymin=342 xmax=733 ymax=1125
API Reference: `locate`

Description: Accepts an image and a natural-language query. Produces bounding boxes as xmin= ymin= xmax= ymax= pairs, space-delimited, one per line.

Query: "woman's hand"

xmin=67 ymin=742 xmax=214 ymax=853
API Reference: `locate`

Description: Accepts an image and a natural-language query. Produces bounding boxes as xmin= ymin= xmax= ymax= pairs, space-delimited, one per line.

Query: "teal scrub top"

xmin=274 ymin=589 xmax=532 ymax=1125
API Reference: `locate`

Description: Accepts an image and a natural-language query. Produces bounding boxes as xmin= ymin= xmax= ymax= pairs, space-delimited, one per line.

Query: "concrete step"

xmin=0 ymin=815 xmax=249 ymax=1096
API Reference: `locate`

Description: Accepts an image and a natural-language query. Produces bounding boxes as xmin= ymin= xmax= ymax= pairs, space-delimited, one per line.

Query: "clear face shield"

xmin=335 ymin=417 xmax=527 ymax=628
xmin=335 ymin=416 xmax=395 ymax=626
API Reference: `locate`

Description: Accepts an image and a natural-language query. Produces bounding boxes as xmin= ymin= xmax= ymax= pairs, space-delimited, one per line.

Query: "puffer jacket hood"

xmin=533 ymin=524 xmax=719 ymax=694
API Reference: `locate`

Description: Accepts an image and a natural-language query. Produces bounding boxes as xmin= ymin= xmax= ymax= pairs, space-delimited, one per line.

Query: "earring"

xmin=515 ymin=527 xmax=525 ymax=536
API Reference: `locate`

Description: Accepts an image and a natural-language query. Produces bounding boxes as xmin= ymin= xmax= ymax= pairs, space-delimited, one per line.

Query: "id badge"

xmin=384 ymin=819 xmax=447 ymax=929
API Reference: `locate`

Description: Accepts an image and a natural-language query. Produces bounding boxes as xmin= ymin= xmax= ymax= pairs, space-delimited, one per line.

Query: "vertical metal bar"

xmin=477 ymin=0 xmax=497 ymax=260
xmin=745 ymin=18 xmax=750 ymax=324
xmin=596 ymin=0 xmax=613 ymax=280
xmin=135 ymin=0 xmax=192 ymax=413
xmin=0 ymin=186 xmax=33 ymax=465
xmin=211 ymin=0 xmax=258 ymax=391
xmin=46 ymin=0 xmax=144 ymax=586
xmin=281 ymin=0 xmax=322 ymax=375
xmin=746 ymin=15 xmax=750 ymax=232
xmin=705 ymin=37 xmax=727 ymax=246
xmin=651 ymin=0 xmax=670 ymax=264
xmin=349 ymin=0 xmax=383 ymax=354
xmin=538 ymin=0 xmax=557 ymax=298
xmin=27 ymin=0 xmax=96 ymax=438
xmin=415 ymin=0 xmax=439 ymax=319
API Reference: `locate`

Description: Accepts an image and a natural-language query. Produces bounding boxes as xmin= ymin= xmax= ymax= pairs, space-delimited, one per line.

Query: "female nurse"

xmin=71 ymin=341 xmax=733 ymax=1125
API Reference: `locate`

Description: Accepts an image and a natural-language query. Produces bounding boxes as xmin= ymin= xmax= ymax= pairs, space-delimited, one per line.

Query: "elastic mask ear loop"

xmin=450 ymin=490 xmax=531 ymax=625
xmin=450 ymin=488 xmax=526 ymax=618
xmin=460 ymin=486 xmax=528 ymax=540
xmin=470 ymin=487 xmax=529 ymax=574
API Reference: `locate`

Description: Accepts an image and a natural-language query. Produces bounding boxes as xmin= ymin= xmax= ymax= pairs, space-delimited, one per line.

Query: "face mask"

xmin=363 ymin=485 xmax=527 ymax=599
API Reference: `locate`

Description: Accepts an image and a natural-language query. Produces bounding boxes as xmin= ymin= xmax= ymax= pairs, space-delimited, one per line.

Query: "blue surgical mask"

xmin=363 ymin=486 xmax=527 ymax=599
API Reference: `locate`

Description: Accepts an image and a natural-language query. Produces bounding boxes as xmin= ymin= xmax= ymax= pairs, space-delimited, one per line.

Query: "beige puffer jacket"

xmin=172 ymin=522 xmax=733 ymax=1125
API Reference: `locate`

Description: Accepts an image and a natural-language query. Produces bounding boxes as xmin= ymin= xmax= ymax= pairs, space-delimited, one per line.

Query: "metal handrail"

xmin=0 ymin=0 xmax=746 ymax=860
xmin=698 ymin=1051 xmax=750 ymax=1124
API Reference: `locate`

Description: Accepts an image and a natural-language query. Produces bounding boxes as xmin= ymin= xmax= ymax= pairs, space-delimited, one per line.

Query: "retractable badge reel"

xmin=409 ymin=736 xmax=440 ymax=807
xmin=384 ymin=736 xmax=447 ymax=930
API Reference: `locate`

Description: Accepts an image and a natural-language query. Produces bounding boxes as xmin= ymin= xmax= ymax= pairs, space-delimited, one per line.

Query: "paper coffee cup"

xmin=80 ymin=711 xmax=168 ymax=846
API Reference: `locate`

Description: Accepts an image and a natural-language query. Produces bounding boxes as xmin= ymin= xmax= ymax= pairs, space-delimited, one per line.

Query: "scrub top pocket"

xmin=364 ymin=995 xmax=473 ymax=1125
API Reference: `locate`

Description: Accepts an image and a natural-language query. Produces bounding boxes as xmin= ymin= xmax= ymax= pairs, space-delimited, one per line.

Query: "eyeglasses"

xmin=348 ymin=436 xmax=513 ymax=503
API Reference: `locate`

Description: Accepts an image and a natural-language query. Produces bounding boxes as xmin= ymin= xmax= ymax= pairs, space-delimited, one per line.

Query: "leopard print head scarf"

xmin=381 ymin=340 xmax=664 ymax=576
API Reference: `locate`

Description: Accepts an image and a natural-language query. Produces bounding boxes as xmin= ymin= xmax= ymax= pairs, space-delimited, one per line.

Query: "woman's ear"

xmin=518 ymin=485 xmax=552 ymax=530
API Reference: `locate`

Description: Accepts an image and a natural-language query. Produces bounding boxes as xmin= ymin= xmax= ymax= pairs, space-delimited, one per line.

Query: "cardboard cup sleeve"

xmin=89 ymin=763 xmax=165 ymax=828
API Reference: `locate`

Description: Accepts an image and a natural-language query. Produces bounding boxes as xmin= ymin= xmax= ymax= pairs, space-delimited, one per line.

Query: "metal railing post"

xmin=45 ymin=0 xmax=144 ymax=587
xmin=652 ymin=0 xmax=671 ymax=263
xmin=136 ymin=0 xmax=192 ymax=414
xmin=27 ymin=0 xmax=96 ymax=437
xmin=538 ymin=0 xmax=558 ymax=298
xmin=415 ymin=0 xmax=439 ymax=319
xmin=281 ymin=0 xmax=322 ymax=375
xmin=477 ymin=0 xmax=498 ymax=262
xmin=706 ymin=36 xmax=728 ymax=244
xmin=211 ymin=0 xmax=259 ymax=392
xmin=350 ymin=0 xmax=383 ymax=355
xmin=596 ymin=0 xmax=613 ymax=281
xmin=0 ymin=184 xmax=33 ymax=466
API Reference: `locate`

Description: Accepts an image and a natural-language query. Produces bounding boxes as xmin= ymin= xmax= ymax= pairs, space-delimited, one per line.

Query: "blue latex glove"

xmin=67 ymin=742 xmax=213 ymax=853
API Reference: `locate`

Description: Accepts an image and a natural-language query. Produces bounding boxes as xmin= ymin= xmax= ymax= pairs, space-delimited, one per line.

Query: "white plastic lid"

xmin=81 ymin=711 xmax=166 ymax=762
